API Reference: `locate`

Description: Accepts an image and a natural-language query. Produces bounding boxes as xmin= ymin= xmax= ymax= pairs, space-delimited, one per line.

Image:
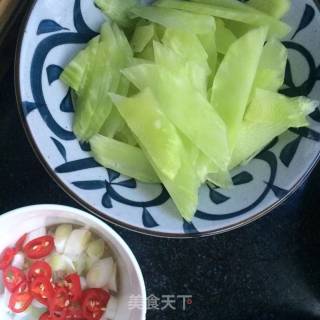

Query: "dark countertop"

xmin=2 ymin=12 xmax=320 ymax=320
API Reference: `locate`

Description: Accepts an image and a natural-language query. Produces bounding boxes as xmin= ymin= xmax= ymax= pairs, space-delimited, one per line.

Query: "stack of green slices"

xmin=61 ymin=0 xmax=318 ymax=221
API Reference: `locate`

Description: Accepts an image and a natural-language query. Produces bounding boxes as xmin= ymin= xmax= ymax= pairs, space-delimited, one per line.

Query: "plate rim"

xmin=14 ymin=0 xmax=320 ymax=238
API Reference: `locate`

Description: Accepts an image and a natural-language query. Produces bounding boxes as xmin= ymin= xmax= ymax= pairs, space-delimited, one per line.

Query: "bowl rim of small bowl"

xmin=0 ymin=204 xmax=147 ymax=318
xmin=14 ymin=0 xmax=320 ymax=239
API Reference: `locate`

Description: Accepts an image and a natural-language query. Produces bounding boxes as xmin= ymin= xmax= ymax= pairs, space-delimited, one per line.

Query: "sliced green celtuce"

xmin=155 ymin=0 xmax=291 ymax=38
xmin=230 ymin=89 xmax=318 ymax=169
xmin=245 ymin=89 xmax=318 ymax=127
xmin=129 ymin=6 xmax=216 ymax=34
xmin=211 ymin=27 xmax=268 ymax=150
xmin=254 ymin=38 xmax=288 ymax=92
xmin=60 ymin=36 xmax=99 ymax=92
xmin=111 ymin=89 xmax=183 ymax=180
xmin=247 ymin=0 xmax=291 ymax=19
xmin=215 ymin=19 xmax=237 ymax=55
xmin=131 ymin=23 xmax=156 ymax=53
xmin=114 ymin=124 xmax=138 ymax=146
xmin=99 ymin=107 xmax=125 ymax=138
xmin=161 ymin=29 xmax=211 ymax=96
xmin=90 ymin=134 xmax=160 ymax=183
xmin=122 ymin=64 xmax=230 ymax=171
xmin=73 ymin=23 xmax=133 ymax=141
xmin=94 ymin=0 xmax=138 ymax=27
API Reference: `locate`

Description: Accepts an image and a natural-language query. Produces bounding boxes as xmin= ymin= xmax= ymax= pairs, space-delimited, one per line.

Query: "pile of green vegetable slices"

xmin=61 ymin=0 xmax=319 ymax=221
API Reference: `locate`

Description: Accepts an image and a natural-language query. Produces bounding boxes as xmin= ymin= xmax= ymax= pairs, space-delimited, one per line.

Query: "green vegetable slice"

xmin=90 ymin=134 xmax=160 ymax=183
xmin=73 ymin=23 xmax=132 ymax=141
xmin=247 ymin=0 xmax=291 ymax=19
xmin=122 ymin=64 xmax=230 ymax=171
xmin=215 ymin=19 xmax=237 ymax=55
xmin=155 ymin=0 xmax=291 ymax=38
xmin=99 ymin=107 xmax=125 ymax=138
xmin=129 ymin=6 xmax=216 ymax=34
xmin=114 ymin=124 xmax=138 ymax=146
xmin=254 ymin=38 xmax=287 ymax=92
xmin=245 ymin=89 xmax=318 ymax=127
xmin=111 ymin=88 xmax=183 ymax=180
xmin=230 ymin=89 xmax=318 ymax=169
xmin=60 ymin=36 xmax=99 ymax=92
xmin=94 ymin=0 xmax=139 ymax=27
xmin=131 ymin=23 xmax=156 ymax=53
xmin=211 ymin=27 xmax=268 ymax=150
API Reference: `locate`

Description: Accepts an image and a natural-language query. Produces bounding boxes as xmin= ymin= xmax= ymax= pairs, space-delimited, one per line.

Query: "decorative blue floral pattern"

xmin=17 ymin=0 xmax=320 ymax=236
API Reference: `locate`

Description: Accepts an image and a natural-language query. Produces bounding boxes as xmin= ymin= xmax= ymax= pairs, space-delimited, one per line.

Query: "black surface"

xmin=2 ymin=26 xmax=320 ymax=320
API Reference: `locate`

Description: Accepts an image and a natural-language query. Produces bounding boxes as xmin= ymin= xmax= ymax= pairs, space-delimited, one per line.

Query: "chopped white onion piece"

xmin=87 ymin=239 xmax=105 ymax=259
xmin=80 ymin=277 xmax=88 ymax=290
xmin=11 ymin=252 xmax=25 ymax=269
xmin=74 ymin=252 xmax=88 ymax=275
xmin=54 ymin=224 xmax=73 ymax=253
xmin=46 ymin=253 xmax=75 ymax=273
xmin=26 ymin=227 xmax=46 ymax=243
xmin=102 ymin=295 xmax=118 ymax=320
xmin=86 ymin=257 xmax=114 ymax=288
xmin=86 ymin=254 xmax=99 ymax=272
xmin=64 ymin=229 xmax=92 ymax=259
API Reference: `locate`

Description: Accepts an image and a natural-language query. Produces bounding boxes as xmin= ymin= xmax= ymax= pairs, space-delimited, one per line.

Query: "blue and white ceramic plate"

xmin=16 ymin=0 xmax=320 ymax=237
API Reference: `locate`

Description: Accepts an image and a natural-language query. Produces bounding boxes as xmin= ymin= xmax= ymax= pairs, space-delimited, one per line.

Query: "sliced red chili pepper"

xmin=81 ymin=288 xmax=110 ymax=320
xmin=66 ymin=305 xmax=84 ymax=319
xmin=28 ymin=261 xmax=52 ymax=281
xmin=23 ymin=235 xmax=54 ymax=259
xmin=0 ymin=247 xmax=17 ymax=270
xmin=15 ymin=233 xmax=27 ymax=251
xmin=8 ymin=281 xmax=33 ymax=313
xmin=65 ymin=273 xmax=82 ymax=302
xmin=30 ymin=275 xmax=54 ymax=306
xmin=40 ymin=312 xmax=53 ymax=320
xmin=3 ymin=266 xmax=26 ymax=292
xmin=50 ymin=287 xmax=70 ymax=311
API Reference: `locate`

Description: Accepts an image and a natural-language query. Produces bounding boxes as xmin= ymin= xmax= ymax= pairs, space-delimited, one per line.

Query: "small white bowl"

xmin=0 ymin=204 xmax=146 ymax=320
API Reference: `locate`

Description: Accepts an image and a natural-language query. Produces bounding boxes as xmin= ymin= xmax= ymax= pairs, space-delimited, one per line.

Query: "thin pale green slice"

xmin=230 ymin=90 xmax=318 ymax=169
xmin=60 ymin=36 xmax=99 ymax=92
xmin=211 ymin=27 xmax=267 ymax=150
xmin=94 ymin=0 xmax=139 ymax=27
xmin=191 ymin=0 xmax=260 ymax=12
xmin=215 ymin=19 xmax=237 ymax=55
xmin=207 ymin=171 xmax=233 ymax=189
xmin=90 ymin=134 xmax=159 ymax=183
xmin=114 ymin=124 xmax=138 ymax=146
xmin=129 ymin=6 xmax=216 ymax=34
xmin=122 ymin=64 xmax=230 ymax=171
xmin=111 ymin=88 xmax=183 ymax=180
xmin=254 ymin=38 xmax=287 ymax=92
xmin=245 ymin=89 xmax=318 ymax=127
xmin=141 ymin=139 xmax=201 ymax=222
xmin=229 ymin=121 xmax=288 ymax=169
xmin=131 ymin=23 xmax=156 ymax=53
xmin=73 ymin=23 xmax=132 ymax=141
xmin=99 ymin=107 xmax=125 ymax=138
xmin=153 ymin=41 xmax=209 ymax=97
xmin=155 ymin=0 xmax=291 ymax=38
xmin=161 ymin=29 xmax=211 ymax=96
xmin=247 ymin=0 xmax=291 ymax=19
